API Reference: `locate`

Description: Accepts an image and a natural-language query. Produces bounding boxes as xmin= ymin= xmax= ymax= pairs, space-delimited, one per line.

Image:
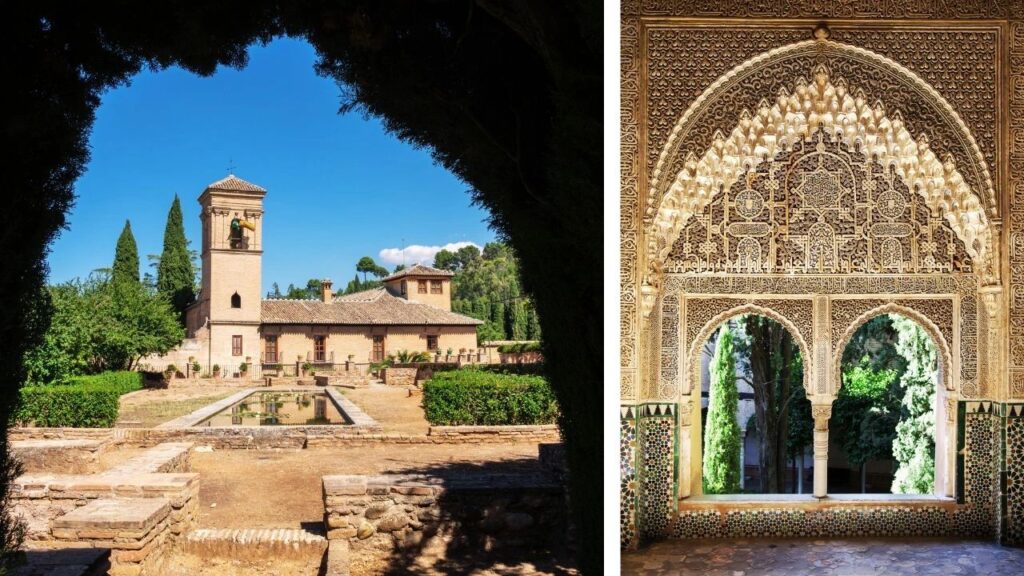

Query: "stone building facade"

xmin=153 ymin=175 xmax=481 ymax=378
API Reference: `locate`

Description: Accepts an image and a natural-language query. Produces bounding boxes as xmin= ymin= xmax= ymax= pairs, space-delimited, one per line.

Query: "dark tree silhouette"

xmin=2 ymin=1 xmax=601 ymax=571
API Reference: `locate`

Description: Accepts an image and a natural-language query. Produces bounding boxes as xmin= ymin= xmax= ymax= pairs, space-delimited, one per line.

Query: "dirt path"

xmin=340 ymin=385 xmax=429 ymax=434
xmin=193 ymin=443 xmax=542 ymax=529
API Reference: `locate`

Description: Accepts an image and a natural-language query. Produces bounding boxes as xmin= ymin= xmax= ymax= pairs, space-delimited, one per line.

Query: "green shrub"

xmin=422 ymin=370 xmax=558 ymax=425
xmin=15 ymin=371 xmax=142 ymax=427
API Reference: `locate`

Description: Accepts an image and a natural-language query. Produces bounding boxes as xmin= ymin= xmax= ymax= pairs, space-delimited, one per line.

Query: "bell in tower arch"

xmin=229 ymin=214 xmax=256 ymax=249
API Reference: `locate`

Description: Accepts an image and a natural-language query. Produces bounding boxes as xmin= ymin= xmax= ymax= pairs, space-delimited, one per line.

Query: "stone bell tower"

xmin=186 ymin=174 xmax=266 ymax=376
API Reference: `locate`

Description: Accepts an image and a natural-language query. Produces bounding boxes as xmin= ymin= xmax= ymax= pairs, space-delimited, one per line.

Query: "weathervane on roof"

xmin=226 ymin=158 xmax=235 ymax=175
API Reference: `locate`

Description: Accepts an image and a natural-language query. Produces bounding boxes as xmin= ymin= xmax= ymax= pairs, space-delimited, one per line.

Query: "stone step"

xmin=52 ymin=497 xmax=170 ymax=540
xmin=105 ymin=442 xmax=193 ymax=475
xmin=183 ymin=528 xmax=327 ymax=561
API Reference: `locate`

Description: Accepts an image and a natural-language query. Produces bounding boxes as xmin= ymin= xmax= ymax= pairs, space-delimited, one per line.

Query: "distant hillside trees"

xmin=263 ymin=244 xmax=541 ymax=344
xmin=444 ymin=242 xmax=541 ymax=342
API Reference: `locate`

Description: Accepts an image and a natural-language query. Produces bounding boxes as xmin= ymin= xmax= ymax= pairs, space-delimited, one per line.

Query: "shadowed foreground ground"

xmin=622 ymin=538 xmax=1024 ymax=575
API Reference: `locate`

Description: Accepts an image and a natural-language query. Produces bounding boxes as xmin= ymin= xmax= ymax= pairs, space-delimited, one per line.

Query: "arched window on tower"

xmin=231 ymin=292 xmax=241 ymax=309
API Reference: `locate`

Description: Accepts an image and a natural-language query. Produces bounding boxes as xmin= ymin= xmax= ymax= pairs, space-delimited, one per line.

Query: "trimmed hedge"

xmin=496 ymin=342 xmax=542 ymax=354
xmin=15 ymin=371 xmax=143 ymax=428
xmin=422 ymin=370 xmax=558 ymax=425
xmin=475 ymin=363 xmax=546 ymax=376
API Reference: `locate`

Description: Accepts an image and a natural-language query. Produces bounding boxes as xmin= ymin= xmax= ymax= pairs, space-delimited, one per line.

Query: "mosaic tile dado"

xmin=637 ymin=403 xmax=677 ymax=540
xmin=1004 ymin=403 xmax=1024 ymax=546
xmin=620 ymin=407 xmax=638 ymax=550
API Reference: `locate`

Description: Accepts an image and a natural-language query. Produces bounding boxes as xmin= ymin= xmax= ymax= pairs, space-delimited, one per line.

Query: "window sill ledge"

xmin=680 ymin=494 xmax=957 ymax=510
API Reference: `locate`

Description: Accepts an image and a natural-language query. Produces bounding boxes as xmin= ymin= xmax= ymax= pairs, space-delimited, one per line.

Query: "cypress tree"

xmin=527 ymin=305 xmax=542 ymax=340
xmin=703 ymin=325 xmax=742 ymax=494
xmin=112 ymin=220 xmax=140 ymax=285
xmin=511 ymin=300 xmax=528 ymax=340
xmin=891 ymin=315 xmax=937 ymax=494
xmin=156 ymin=195 xmax=195 ymax=324
xmin=491 ymin=300 xmax=507 ymax=339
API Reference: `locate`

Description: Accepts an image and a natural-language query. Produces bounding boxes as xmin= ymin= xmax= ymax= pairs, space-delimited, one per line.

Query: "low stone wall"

xmin=381 ymin=367 xmax=417 ymax=386
xmin=53 ymin=498 xmax=173 ymax=576
xmin=9 ymin=428 xmax=115 ymax=442
xmin=322 ymin=473 xmax=566 ymax=574
xmin=12 ymin=439 xmax=107 ymax=474
xmin=11 ymin=426 xmax=556 ymax=450
xmin=427 ymin=424 xmax=561 ymax=443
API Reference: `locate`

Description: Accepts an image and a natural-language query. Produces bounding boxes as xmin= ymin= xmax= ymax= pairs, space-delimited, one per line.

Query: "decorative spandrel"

xmin=667 ymin=129 xmax=972 ymax=275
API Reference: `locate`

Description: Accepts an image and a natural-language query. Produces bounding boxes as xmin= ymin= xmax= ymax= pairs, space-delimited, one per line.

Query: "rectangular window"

xmin=430 ymin=280 xmax=443 ymax=294
xmin=418 ymin=280 xmax=427 ymax=294
xmin=314 ymin=335 xmax=326 ymax=363
xmin=265 ymin=336 xmax=278 ymax=364
xmin=372 ymin=335 xmax=385 ymax=362
xmin=232 ymin=335 xmax=243 ymax=357
xmin=426 ymin=335 xmax=439 ymax=351
xmin=401 ymin=281 xmax=407 ymax=296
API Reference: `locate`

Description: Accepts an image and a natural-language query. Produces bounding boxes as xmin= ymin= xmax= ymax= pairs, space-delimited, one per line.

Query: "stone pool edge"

xmin=157 ymin=387 xmax=381 ymax=430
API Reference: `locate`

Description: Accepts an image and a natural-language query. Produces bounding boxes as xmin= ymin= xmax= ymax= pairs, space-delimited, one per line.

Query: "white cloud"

xmin=378 ymin=241 xmax=481 ymax=266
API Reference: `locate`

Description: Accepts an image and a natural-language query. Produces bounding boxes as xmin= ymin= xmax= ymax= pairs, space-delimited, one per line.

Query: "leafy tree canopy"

xmin=23 ymin=275 xmax=183 ymax=382
xmin=891 ymin=315 xmax=937 ymax=495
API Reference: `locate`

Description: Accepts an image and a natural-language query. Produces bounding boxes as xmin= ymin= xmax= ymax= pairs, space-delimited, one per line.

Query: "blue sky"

xmin=47 ymin=37 xmax=495 ymax=294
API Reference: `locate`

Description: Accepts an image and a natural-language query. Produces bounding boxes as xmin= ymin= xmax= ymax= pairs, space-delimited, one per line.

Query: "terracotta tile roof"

xmin=383 ymin=264 xmax=455 ymax=282
xmin=204 ymin=174 xmax=266 ymax=194
xmin=262 ymin=288 xmax=483 ymax=326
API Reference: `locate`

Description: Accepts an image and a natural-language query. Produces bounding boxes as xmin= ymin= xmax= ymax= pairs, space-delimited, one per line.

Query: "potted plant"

xmin=164 ymin=364 xmax=178 ymax=380
xmin=446 ymin=347 xmax=453 ymax=362
xmin=239 ymin=362 xmax=248 ymax=376
xmin=212 ymin=364 xmax=221 ymax=378
xmin=301 ymin=361 xmax=313 ymax=377
xmin=191 ymin=361 xmax=201 ymax=378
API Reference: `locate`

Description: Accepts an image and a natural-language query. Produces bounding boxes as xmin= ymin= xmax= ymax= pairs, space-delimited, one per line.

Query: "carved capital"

xmin=812 ymin=404 xmax=832 ymax=430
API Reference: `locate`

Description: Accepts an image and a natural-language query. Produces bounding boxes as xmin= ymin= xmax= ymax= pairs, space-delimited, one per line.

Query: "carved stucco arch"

xmin=831 ymin=302 xmax=955 ymax=397
xmin=641 ymin=39 xmax=999 ymax=316
xmin=685 ymin=302 xmax=812 ymax=397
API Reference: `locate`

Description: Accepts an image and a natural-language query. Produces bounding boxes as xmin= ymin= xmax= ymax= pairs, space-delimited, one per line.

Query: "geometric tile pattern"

xmin=638 ymin=403 xmax=676 ymax=540
xmin=674 ymin=506 xmax=956 ymax=539
xmin=962 ymin=404 xmax=1000 ymax=539
xmin=1005 ymin=404 xmax=1024 ymax=546
xmin=620 ymin=406 xmax=638 ymax=549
